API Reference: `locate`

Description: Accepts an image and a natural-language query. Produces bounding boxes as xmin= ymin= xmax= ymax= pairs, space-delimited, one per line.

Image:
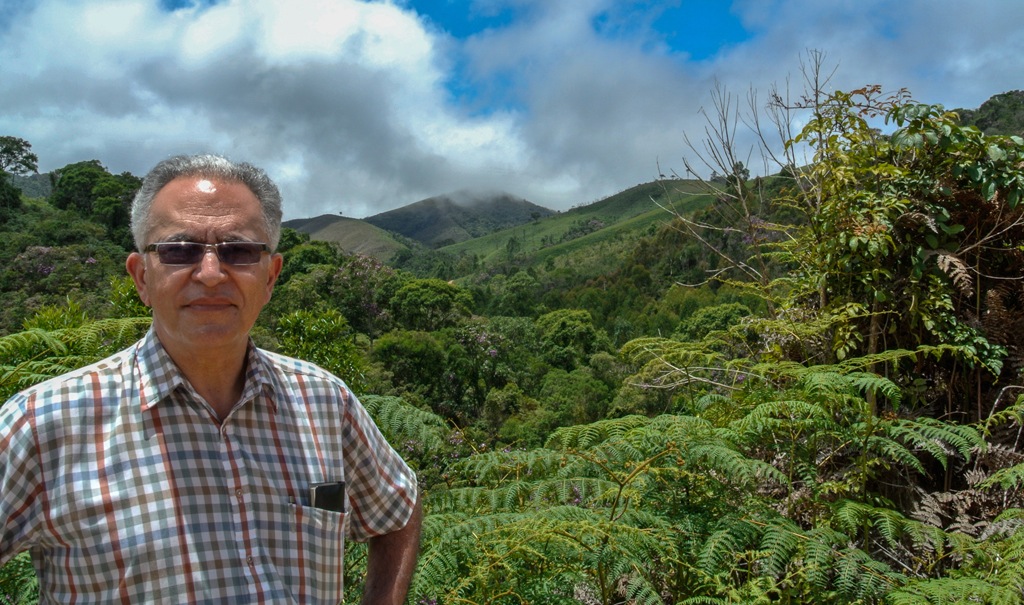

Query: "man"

xmin=0 ymin=154 xmax=421 ymax=604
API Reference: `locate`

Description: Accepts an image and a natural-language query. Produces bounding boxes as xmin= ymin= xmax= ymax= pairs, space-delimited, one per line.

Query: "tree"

xmin=372 ymin=329 xmax=448 ymax=406
xmin=48 ymin=162 xmax=139 ymax=245
xmin=535 ymin=308 xmax=609 ymax=371
xmin=390 ymin=278 xmax=472 ymax=332
xmin=0 ymin=136 xmax=37 ymax=226
xmin=275 ymin=309 xmax=366 ymax=393
xmin=276 ymin=240 xmax=346 ymax=286
xmin=328 ymin=254 xmax=406 ymax=340
xmin=49 ymin=160 xmax=108 ymax=215
xmin=0 ymin=136 xmax=38 ymax=176
xmin=0 ymin=176 xmax=20 ymax=225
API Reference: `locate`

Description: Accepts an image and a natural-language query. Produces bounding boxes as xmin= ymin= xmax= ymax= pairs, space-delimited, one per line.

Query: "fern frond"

xmin=0 ymin=552 xmax=38 ymax=605
xmin=450 ymin=448 xmax=567 ymax=486
xmin=887 ymin=577 xmax=1021 ymax=605
xmin=698 ymin=517 xmax=759 ymax=574
xmin=979 ymin=462 xmax=1024 ymax=490
xmin=546 ymin=414 xmax=651 ymax=450
xmin=847 ymin=371 xmax=903 ymax=407
xmin=834 ymin=546 xmax=900 ymax=602
xmin=731 ymin=399 xmax=833 ymax=440
xmin=887 ymin=417 xmax=983 ymax=467
xmin=431 ymin=477 xmax=620 ymax=513
xmin=866 ymin=433 xmax=928 ymax=474
xmin=804 ymin=526 xmax=846 ymax=589
xmin=0 ymin=328 xmax=67 ymax=360
xmin=935 ymin=252 xmax=975 ymax=298
xmin=759 ymin=517 xmax=804 ymax=577
xmin=689 ymin=441 xmax=789 ymax=487
xmin=622 ymin=572 xmax=667 ymax=605
xmin=360 ymin=394 xmax=448 ymax=451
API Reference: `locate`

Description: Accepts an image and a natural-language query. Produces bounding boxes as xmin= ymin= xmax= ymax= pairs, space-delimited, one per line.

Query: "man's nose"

xmin=193 ymin=248 xmax=228 ymax=284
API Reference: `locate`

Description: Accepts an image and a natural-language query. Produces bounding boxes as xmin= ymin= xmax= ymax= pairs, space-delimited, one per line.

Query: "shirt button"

xmin=236 ymin=489 xmax=243 ymax=500
xmin=247 ymin=556 xmax=254 ymax=567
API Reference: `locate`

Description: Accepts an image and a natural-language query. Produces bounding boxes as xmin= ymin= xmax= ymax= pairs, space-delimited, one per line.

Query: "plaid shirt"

xmin=0 ymin=329 xmax=418 ymax=604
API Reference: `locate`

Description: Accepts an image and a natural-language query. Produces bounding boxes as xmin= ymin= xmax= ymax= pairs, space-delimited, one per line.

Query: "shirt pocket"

xmin=255 ymin=497 xmax=348 ymax=604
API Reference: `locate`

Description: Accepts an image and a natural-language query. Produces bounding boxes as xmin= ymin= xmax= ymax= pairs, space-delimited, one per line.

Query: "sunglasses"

xmin=144 ymin=241 xmax=271 ymax=266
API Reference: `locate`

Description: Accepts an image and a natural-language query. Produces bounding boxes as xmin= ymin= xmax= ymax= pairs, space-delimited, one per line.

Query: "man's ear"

xmin=126 ymin=252 xmax=152 ymax=307
xmin=265 ymin=253 xmax=284 ymax=300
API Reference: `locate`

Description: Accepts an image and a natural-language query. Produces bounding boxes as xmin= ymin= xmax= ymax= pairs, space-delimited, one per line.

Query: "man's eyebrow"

xmin=156 ymin=232 xmax=254 ymax=243
xmin=156 ymin=233 xmax=200 ymax=243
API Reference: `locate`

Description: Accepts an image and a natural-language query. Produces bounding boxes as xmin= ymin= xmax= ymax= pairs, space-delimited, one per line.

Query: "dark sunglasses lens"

xmin=218 ymin=243 xmax=265 ymax=265
xmin=157 ymin=243 xmax=204 ymax=264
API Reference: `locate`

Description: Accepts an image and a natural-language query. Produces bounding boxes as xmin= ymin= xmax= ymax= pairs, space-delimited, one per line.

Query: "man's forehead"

xmin=194 ymin=178 xmax=217 ymax=193
xmin=146 ymin=176 xmax=266 ymax=239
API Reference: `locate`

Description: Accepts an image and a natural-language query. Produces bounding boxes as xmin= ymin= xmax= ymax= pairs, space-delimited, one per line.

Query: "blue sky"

xmin=406 ymin=1 xmax=750 ymax=58
xmin=1 ymin=0 xmax=1021 ymax=219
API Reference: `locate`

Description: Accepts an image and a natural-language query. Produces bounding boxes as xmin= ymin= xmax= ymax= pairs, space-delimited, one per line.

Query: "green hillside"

xmin=284 ymin=214 xmax=410 ymax=260
xmin=364 ymin=191 xmax=555 ymax=248
xmin=441 ymin=179 xmax=713 ymax=275
xmin=955 ymin=89 xmax=1024 ymax=136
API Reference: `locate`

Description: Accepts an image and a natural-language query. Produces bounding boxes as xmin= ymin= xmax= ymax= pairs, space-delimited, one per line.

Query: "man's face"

xmin=126 ymin=176 xmax=283 ymax=359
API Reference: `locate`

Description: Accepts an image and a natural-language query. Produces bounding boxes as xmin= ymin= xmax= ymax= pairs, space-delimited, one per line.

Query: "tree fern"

xmin=448 ymin=448 xmax=569 ymax=486
xmin=0 ymin=552 xmax=37 ymax=605
xmin=1 ymin=317 xmax=151 ymax=401
xmin=545 ymin=414 xmax=652 ymax=450
xmin=697 ymin=517 xmax=760 ymax=575
xmin=758 ymin=517 xmax=804 ymax=578
xmin=980 ymin=462 xmax=1024 ymax=490
xmin=886 ymin=577 xmax=1021 ymax=605
xmin=359 ymin=394 xmax=448 ymax=451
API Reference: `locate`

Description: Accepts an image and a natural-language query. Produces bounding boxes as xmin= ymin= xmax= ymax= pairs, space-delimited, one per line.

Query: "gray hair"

xmin=130 ymin=154 xmax=283 ymax=251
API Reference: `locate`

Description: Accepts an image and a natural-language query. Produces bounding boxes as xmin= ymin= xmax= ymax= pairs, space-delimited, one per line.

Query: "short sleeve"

xmin=0 ymin=393 xmax=44 ymax=564
xmin=340 ymin=392 xmax=418 ymax=542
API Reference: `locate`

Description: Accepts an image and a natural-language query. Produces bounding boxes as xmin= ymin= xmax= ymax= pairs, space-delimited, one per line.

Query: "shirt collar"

xmin=135 ymin=328 xmax=278 ymax=414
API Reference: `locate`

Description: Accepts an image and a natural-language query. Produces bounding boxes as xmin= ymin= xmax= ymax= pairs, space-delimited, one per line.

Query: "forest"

xmin=2 ymin=60 xmax=1023 ymax=604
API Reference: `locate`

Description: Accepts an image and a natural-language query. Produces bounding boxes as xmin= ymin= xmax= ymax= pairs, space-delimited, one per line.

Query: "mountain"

xmin=283 ymin=214 xmax=411 ymax=259
xmin=439 ymin=179 xmax=711 ymax=272
xmin=363 ymin=190 xmax=555 ymax=248
xmin=955 ymin=90 xmax=1024 ymax=136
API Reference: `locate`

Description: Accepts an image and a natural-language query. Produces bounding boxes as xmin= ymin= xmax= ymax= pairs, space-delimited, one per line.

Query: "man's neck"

xmin=158 ymin=336 xmax=249 ymax=421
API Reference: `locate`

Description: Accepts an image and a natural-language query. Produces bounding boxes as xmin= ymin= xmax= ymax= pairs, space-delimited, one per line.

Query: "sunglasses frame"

xmin=143 ymin=241 xmax=271 ymax=266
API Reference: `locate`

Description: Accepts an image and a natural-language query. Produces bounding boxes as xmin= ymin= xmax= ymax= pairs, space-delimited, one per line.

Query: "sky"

xmin=1 ymin=0 xmax=1022 ymax=220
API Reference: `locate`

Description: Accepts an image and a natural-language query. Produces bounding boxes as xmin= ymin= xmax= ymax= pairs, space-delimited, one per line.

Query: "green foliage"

xmin=47 ymin=161 xmax=138 ymax=248
xmin=955 ymin=89 xmax=1024 ymax=136
xmin=108 ymin=275 xmax=151 ymax=319
xmin=674 ymin=302 xmax=752 ymax=341
xmin=0 ymin=172 xmax=22 ymax=225
xmin=0 ymin=136 xmax=38 ymax=176
xmin=390 ymin=278 xmax=472 ymax=332
xmin=0 ymin=552 xmax=38 ymax=605
xmin=535 ymin=309 xmax=611 ymax=371
xmin=1 ymin=313 xmax=151 ymax=402
xmin=276 ymin=240 xmax=346 ymax=286
xmin=328 ymin=254 xmax=405 ymax=339
xmin=275 ymin=308 xmax=366 ymax=393
xmin=372 ymin=329 xmax=449 ymax=407
xmin=784 ymin=87 xmax=1024 ymax=420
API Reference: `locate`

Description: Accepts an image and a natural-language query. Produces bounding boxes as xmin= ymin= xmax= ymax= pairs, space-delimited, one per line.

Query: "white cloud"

xmin=1 ymin=0 xmax=1022 ymax=220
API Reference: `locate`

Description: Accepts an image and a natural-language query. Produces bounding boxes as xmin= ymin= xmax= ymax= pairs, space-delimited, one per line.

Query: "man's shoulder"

xmin=14 ymin=344 xmax=137 ymax=399
xmin=255 ymin=348 xmax=348 ymax=386
xmin=2 ymin=342 xmax=139 ymax=425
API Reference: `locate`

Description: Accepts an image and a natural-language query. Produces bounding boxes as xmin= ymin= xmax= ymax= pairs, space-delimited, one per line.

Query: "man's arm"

xmin=359 ymin=494 xmax=423 ymax=605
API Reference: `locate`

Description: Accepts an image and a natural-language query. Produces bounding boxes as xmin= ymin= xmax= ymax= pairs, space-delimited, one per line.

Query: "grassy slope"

xmin=291 ymin=215 xmax=410 ymax=259
xmin=442 ymin=179 xmax=714 ymax=279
